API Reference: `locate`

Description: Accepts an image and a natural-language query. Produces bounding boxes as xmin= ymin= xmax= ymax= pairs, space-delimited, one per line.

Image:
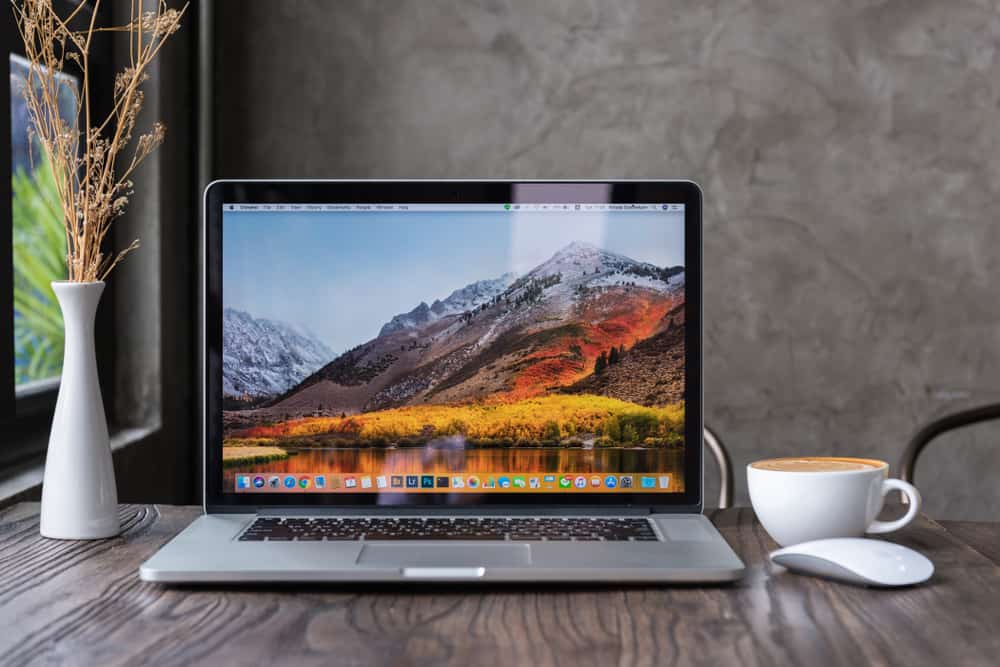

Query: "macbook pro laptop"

xmin=139 ymin=180 xmax=745 ymax=583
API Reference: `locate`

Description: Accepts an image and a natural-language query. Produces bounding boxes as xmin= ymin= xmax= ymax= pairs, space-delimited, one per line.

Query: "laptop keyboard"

xmin=239 ymin=516 xmax=660 ymax=542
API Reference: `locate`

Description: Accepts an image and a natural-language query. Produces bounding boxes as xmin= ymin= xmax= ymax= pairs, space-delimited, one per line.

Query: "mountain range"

xmin=222 ymin=308 xmax=334 ymax=400
xmin=379 ymin=272 xmax=517 ymax=336
xmin=260 ymin=241 xmax=685 ymax=415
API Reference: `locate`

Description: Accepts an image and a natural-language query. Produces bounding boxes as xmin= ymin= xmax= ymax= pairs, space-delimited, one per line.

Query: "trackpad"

xmin=357 ymin=544 xmax=531 ymax=568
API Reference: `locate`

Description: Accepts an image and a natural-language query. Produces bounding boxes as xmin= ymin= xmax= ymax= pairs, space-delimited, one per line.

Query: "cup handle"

xmin=867 ymin=478 xmax=922 ymax=534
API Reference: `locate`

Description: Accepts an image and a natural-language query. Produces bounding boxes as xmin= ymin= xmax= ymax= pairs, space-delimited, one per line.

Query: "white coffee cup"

xmin=747 ymin=456 xmax=921 ymax=547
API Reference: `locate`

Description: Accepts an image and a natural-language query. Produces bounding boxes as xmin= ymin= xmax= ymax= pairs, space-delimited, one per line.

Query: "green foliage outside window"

xmin=12 ymin=158 xmax=66 ymax=387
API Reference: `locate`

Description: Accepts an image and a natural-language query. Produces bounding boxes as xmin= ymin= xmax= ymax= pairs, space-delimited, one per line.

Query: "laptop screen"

xmin=221 ymin=202 xmax=687 ymax=496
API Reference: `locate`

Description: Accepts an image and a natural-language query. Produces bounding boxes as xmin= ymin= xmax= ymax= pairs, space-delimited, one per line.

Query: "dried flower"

xmin=12 ymin=0 xmax=187 ymax=282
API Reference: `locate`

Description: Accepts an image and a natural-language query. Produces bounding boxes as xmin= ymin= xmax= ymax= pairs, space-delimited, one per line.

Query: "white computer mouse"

xmin=770 ymin=538 xmax=934 ymax=587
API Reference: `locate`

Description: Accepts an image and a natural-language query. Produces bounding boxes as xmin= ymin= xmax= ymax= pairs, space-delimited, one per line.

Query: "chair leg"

xmin=703 ymin=425 xmax=733 ymax=510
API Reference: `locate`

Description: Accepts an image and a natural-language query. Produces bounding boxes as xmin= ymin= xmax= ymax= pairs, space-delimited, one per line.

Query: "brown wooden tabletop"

xmin=1 ymin=503 xmax=998 ymax=667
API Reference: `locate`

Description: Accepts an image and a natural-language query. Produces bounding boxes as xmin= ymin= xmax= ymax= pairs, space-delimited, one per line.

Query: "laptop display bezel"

xmin=203 ymin=180 xmax=703 ymax=513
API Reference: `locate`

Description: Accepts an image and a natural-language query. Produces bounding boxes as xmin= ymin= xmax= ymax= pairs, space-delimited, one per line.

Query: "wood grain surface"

xmin=938 ymin=521 xmax=1000 ymax=566
xmin=1 ymin=503 xmax=997 ymax=667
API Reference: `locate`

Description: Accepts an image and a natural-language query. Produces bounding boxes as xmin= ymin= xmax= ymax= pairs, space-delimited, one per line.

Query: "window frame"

xmin=2 ymin=1 xmax=116 ymax=469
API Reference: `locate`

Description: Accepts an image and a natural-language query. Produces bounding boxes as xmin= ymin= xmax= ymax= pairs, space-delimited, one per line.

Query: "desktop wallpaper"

xmin=221 ymin=207 xmax=687 ymax=493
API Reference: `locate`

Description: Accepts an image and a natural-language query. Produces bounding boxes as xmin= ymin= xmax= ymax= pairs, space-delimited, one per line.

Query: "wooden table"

xmin=2 ymin=503 xmax=998 ymax=666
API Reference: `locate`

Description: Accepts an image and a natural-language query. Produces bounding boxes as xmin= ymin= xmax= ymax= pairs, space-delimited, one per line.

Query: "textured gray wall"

xmin=213 ymin=0 xmax=1000 ymax=519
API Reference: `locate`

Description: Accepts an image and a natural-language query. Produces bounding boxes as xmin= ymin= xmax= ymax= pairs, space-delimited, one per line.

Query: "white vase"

xmin=39 ymin=281 xmax=119 ymax=540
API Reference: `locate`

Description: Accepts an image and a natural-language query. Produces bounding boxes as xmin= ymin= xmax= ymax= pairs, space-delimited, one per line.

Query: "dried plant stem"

xmin=12 ymin=0 xmax=187 ymax=282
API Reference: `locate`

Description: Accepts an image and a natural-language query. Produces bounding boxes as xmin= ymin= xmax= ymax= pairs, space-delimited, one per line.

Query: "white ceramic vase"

xmin=39 ymin=281 xmax=119 ymax=540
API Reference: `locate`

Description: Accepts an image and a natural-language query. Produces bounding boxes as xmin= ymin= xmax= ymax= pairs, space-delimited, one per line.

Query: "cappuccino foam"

xmin=751 ymin=457 xmax=882 ymax=473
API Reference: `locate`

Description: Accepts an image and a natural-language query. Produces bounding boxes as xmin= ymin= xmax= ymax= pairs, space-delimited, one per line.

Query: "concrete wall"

xmin=213 ymin=0 xmax=1000 ymax=519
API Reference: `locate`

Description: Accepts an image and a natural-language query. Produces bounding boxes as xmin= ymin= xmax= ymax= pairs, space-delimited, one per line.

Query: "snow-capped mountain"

xmin=523 ymin=240 xmax=682 ymax=288
xmin=379 ymin=272 xmax=517 ymax=336
xmin=223 ymin=308 xmax=334 ymax=399
xmin=271 ymin=242 xmax=684 ymax=415
xmin=379 ymin=243 xmax=679 ymax=340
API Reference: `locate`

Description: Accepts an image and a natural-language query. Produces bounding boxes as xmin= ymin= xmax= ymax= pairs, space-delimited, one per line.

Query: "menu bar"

xmin=223 ymin=203 xmax=683 ymax=213
xmin=233 ymin=472 xmax=674 ymax=492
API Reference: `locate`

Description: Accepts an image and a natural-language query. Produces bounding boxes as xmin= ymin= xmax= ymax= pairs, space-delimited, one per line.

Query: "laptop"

xmin=139 ymin=180 xmax=745 ymax=583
